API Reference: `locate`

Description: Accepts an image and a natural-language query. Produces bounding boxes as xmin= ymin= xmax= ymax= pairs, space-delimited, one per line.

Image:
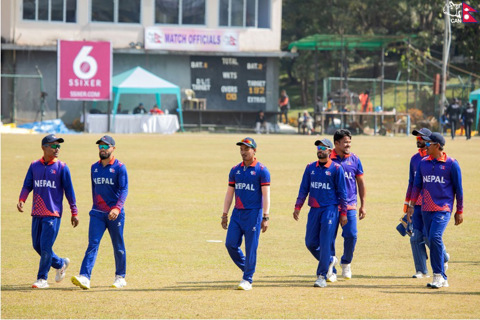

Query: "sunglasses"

xmin=425 ymin=142 xmax=438 ymax=147
xmin=98 ymin=145 xmax=111 ymax=150
xmin=317 ymin=145 xmax=329 ymax=151
xmin=44 ymin=144 xmax=61 ymax=149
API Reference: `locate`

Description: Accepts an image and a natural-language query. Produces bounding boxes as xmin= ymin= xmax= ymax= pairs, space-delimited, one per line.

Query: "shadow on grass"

xmin=382 ymin=290 xmax=480 ymax=295
xmin=1 ymin=284 xmax=81 ymax=291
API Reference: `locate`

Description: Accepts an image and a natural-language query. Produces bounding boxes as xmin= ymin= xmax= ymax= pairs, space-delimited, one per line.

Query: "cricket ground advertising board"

xmin=57 ymin=40 xmax=112 ymax=101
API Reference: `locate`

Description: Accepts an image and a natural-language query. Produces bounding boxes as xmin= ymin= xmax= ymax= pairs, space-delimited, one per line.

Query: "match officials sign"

xmin=145 ymin=27 xmax=239 ymax=52
xmin=57 ymin=40 xmax=112 ymax=101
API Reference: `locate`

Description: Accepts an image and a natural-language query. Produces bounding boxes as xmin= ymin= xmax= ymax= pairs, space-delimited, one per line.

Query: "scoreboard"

xmin=190 ymin=56 xmax=267 ymax=110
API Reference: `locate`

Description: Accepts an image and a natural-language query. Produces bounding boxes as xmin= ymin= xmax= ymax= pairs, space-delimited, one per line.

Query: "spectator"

xmin=446 ymin=98 xmax=461 ymax=139
xmin=299 ymin=110 xmax=314 ymax=135
xmin=462 ymin=102 xmax=475 ymax=140
xmin=133 ymin=103 xmax=147 ymax=114
xmin=255 ymin=111 xmax=269 ymax=134
xmin=440 ymin=112 xmax=449 ymax=135
xmin=278 ymin=90 xmax=290 ymax=124
xmin=150 ymin=104 xmax=164 ymax=115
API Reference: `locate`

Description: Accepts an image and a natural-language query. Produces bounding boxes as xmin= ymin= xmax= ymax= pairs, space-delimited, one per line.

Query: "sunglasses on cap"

xmin=98 ymin=144 xmax=112 ymax=150
xmin=317 ymin=145 xmax=329 ymax=151
xmin=425 ymin=142 xmax=438 ymax=147
xmin=44 ymin=144 xmax=61 ymax=149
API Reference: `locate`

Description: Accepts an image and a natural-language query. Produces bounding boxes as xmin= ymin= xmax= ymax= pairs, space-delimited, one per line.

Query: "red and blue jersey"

xmin=19 ymin=158 xmax=77 ymax=218
xmin=228 ymin=159 xmax=270 ymax=209
xmin=91 ymin=157 xmax=128 ymax=213
xmin=411 ymin=153 xmax=463 ymax=213
xmin=405 ymin=149 xmax=427 ymax=206
xmin=330 ymin=150 xmax=364 ymax=210
xmin=295 ymin=159 xmax=348 ymax=215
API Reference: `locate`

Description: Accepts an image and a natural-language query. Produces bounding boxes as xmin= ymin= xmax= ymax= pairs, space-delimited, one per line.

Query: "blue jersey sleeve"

xmin=62 ymin=164 xmax=78 ymax=215
xmin=410 ymin=161 xmax=423 ymax=204
xmin=260 ymin=166 xmax=271 ymax=186
xmin=19 ymin=163 xmax=34 ymax=202
xmin=295 ymin=164 xmax=311 ymax=209
xmin=228 ymin=167 xmax=236 ymax=186
xmin=356 ymin=157 xmax=364 ymax=176
xmin=114 ymin=164 xmax=128 ymax=211
xmin=451 ymin=160 xmax=463 ymax=213
xmin=335 ymin=164 xmax=348 ymax=215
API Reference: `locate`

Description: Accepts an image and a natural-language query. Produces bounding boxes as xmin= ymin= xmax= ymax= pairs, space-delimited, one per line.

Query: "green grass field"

xmin=2 ymin=133 xmax=479 ymax=319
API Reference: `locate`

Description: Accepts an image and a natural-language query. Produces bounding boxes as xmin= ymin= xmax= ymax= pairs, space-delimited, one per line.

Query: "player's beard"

xmin=317 ymin=152 xmax=328 ymax=160
xmin=99 ymin=151 xmax=111 ymax=160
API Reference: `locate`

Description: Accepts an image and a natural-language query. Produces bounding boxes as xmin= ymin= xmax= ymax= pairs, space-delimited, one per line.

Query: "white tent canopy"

xmin=111 ymin=66 xmax=183 ymax=131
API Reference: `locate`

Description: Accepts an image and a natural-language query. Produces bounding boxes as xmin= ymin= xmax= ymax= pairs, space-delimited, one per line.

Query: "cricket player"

xmin=404 ymin=128 xmax=450 ymax=279
xmin=72 ymin=135 xmax=128 ymax=289
xmin=407 ymin=132 xmax=463 ymax=289
xmin=329 ymin=129 xmax=366 ymax=280
xmin=17 ymin=134 xmax=79 ymax=288
xmin=293 ymin=138 xmax=347 ymax=288
xmin=222 ymin=137 xmax=270 ymax=291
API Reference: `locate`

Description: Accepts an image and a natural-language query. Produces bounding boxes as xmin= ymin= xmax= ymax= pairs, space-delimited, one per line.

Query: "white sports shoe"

xmin=412 ymin=272 xmax=429 ymax=279
xmin=326 ymin=256 xmax=338 ymax=279
xmin=429 ymin=273 xmax=449 ymax=289
xmin=314 ymin=275 xmax=327 ymax=288
xmin=326 ymin=273 xmax=337 ymax=282
xmin=32 ymin=279 xmax=49 ymax=289
xmin=55 ymin=258 xmax=70 ymax=283
xmin=237 ymin=279 xmax=252 ymax=290
xmin=112 ymin=275 xmax=127 ymax=288
xmin=71 ymin=275 xmax=90 ymax=290
xmin=341 ymin=263 xmax=352 ymax=279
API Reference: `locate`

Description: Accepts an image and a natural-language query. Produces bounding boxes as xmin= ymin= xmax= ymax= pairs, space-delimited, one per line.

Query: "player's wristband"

xmin=221 ymin=216 xmax=228 ymax=219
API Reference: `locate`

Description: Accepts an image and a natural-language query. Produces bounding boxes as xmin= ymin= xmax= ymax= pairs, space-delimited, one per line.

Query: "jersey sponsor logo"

xmin=440 ymin=165 xmax=446 ymax=170
xmin=110 ymin=168 xmax=115 ymax=173
xmin=235 ymin=183 xmax=256 ymax=191
xmin=311 ymin=170 xmax=315 ymax=175
xmin=94 ymin=168 xmax=98 ymax=172
xmin=34 ymin=180 xmax=57 ymax=188
xmin=326 ymin=171 xmax=331 ymax=176
xmin=310 ymin=181 xmax=331 ymax=189
xmin=344 ymin=171 xmax=354 ymax=180
xmin=93 ymin=177 xmax=115 ymax=185
xmin=423 ymin=175 xmax=446 ymax=184
xmin=250 ymin=171 xmax=256 ymax=175
xmin=236 ymin=170 xmax=241 ymax=175
xmin=50 ymin=169 xmax=56 ymax=174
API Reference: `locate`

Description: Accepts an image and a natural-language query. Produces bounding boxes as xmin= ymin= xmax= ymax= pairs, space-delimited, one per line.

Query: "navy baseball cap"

xmin=412 ymin=128 xmax=432 ymax=137
xmin=314 ymin=138 xmax=334 ymax=149
xmin=236 ymin=137 xmax=257 ymax=149
xmin=423 ymin=132 xmax=445 ymax=146
xmin=96 ymin=135 xmax=115 ymax=146
xmin=41 ymin=134 xmax=64 ymax=145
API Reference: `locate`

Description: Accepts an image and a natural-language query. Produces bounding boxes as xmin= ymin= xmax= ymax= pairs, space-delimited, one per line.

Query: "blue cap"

xmin=314 ymin=138 xmax=334 ymax=149
xmin=41 ymin=134 xmax=64 ymax=145
xmin=423 ymin=132 xmax=445 ymax=146
xmin=96 ymin=135 xmax=115 ymax=146
xmin=412 ymin=128 xmax=432 ymax=137
xmin=236 ymin=137 xmax=257 ymax=149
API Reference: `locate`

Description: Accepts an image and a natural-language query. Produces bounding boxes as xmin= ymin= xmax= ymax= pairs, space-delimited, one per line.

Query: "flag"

xmin=463 ymin=2 xmax=479 ymax=23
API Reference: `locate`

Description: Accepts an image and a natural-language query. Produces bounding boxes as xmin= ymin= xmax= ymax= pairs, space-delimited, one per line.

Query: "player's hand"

xmin=108 ymin=208 xmax=120 ymax=221
xmin=454 ymin=212 xmax=463 ymax=226
xmin=261 ymin=219 xmax=268 ymax=233
xmin=339 ymin=214 xmax=348 ymax=227
xmin=221 ymin=216 xmax=228 ymax=230
xmin=406 ymin=206 xmax=414 ymax=223
xmin=71 ymin=215 xmax=79 ymax=228
xmin=17 ymin=201 xmax=25 ymax=212
xmin=293 ymin=209 xmax=301 ymax=221
xmin=359 ymin=206 xmax=366 ymax=220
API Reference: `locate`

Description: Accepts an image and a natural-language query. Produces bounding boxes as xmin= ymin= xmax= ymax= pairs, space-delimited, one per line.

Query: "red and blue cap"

xmin=314 ymin=138 xmax=334 ymax=149
xmin=412 ymin=128 xmax=432 ymax=137
xmin=42 ymin=134 xmax=64 ymax=145
xmin=423 ymin=132 xmax=445 ymax=147
xmin=236 ymin=137 xmax=257 ymax=149
xmin=96 ymin=135 xmax=115 ymax=146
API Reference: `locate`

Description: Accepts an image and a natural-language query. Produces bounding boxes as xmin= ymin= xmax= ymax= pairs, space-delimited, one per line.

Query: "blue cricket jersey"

xmin=404 ymin=149 xmax=427 ymax=206
xmin=330 ymin=150 xmax=364 ymax=210
xmin=295 ymin=159 xmax=348 ymax=215
xmin=228 ymin=159 xmax=270 ymax=209
xmin=91 ymin=157 xmax=128 ymax=213
xmin=19 ymin=158 xmax=77 ymax=217
xmin=411 ymin=153 xmax=463 ymax=213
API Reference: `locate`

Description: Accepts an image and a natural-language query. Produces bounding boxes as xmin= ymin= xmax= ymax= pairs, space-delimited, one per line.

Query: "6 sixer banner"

xmin=57 ymin=40 xmax=112 ymax=101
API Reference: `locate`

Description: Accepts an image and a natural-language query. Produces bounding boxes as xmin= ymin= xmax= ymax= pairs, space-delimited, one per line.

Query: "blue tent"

xmin=112 ymin=67 xmax=184 ymax=131
xmin=469 ymin=88 xmax=480 ymax=130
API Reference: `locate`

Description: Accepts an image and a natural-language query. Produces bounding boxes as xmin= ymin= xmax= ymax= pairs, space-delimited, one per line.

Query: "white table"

xmin=86 ymin=114 xmax=180 ymax=134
